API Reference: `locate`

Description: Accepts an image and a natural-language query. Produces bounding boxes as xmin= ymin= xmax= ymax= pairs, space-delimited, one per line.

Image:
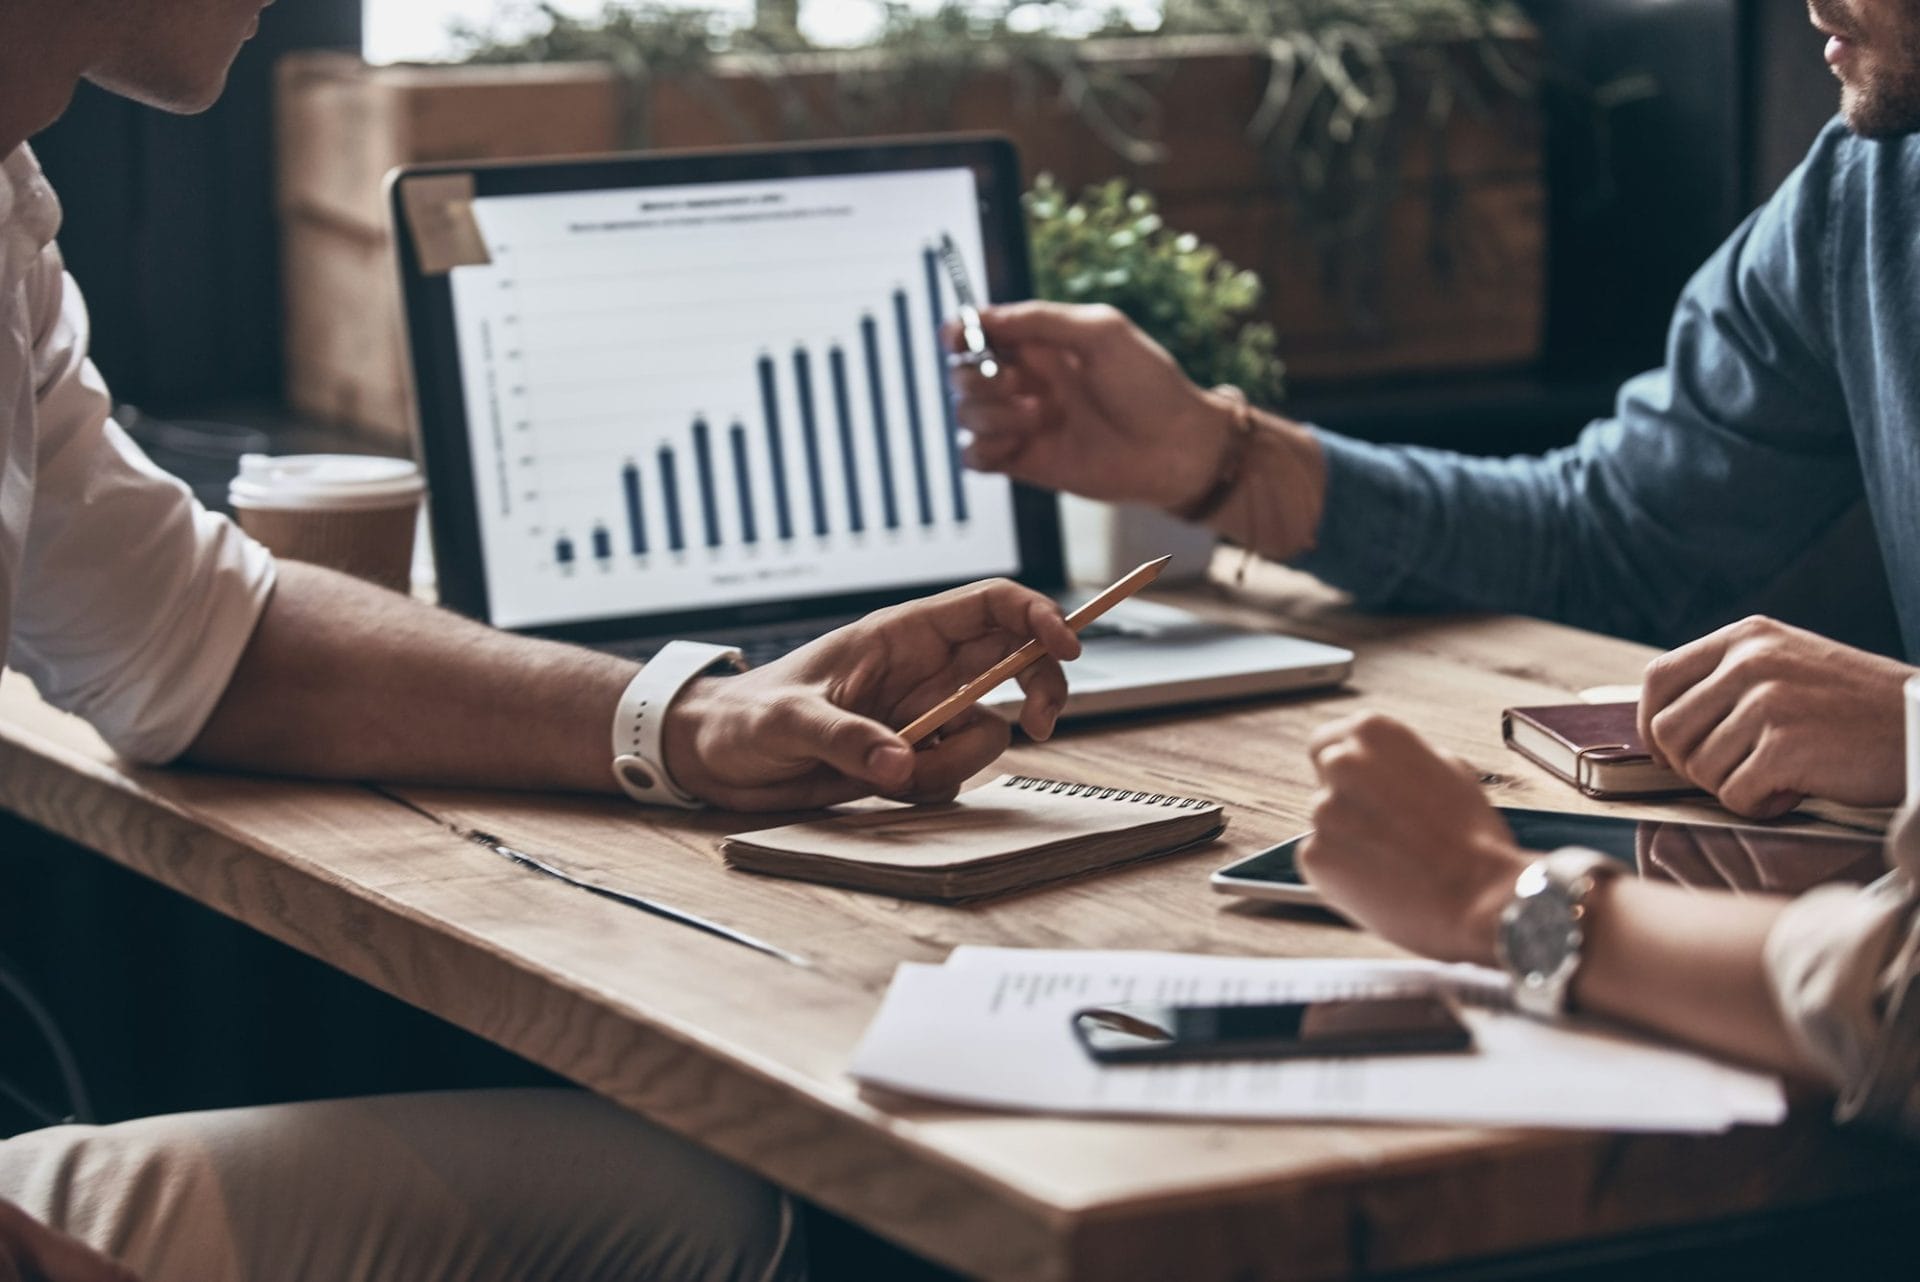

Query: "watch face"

xmin=1503 ymin=883 xmax=1578 ymax=979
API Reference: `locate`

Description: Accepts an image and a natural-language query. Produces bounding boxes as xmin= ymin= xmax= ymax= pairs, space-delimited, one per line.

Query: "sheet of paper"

xmin=850 ymin=948 xmax=1785 ymax=1133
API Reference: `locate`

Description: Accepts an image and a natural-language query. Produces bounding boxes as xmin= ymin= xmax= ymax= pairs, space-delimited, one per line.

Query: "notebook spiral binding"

xmin=1005 ymin=775 xmax=1208 ymax=808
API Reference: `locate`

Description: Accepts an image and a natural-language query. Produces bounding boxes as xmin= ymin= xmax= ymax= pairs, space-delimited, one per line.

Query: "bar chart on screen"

xmin=447 ymin=168 xmax=1023 ymax=630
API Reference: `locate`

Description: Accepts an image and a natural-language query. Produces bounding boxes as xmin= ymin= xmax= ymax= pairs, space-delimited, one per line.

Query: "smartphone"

xmin=1071 ymin=994 xmax=1473 ymax=1064
xmin=1209 ymin=806 xmax=1887 ymax=909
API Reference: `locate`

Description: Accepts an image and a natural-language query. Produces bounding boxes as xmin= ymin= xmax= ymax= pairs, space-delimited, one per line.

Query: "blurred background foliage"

xmin=456 ymin=1 xmax=1538 ymax=366
xmin=1025 ymin=175 xmax=1286 ymax=404
xmin=454 ymin=1 xmax=1535 ymax=176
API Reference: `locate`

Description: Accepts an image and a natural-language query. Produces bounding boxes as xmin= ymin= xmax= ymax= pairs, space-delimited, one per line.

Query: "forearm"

xmin=1204 ymin=403 xmax=1328 ymax=564
xmin=1304 ymin=715 xmax=1836 ymax=1087
xmin=1272 ymin=407 xmax=1859 ymax=650
xmin=186 ymin=561 xmax=634 ymax=792
xmin=1181 ymin=400 xmax=1683 ymax=630
xmin=1184 ymin=400 xmax=1597 ymax=620
xmin=1569 ymin=878 xmax=1822 ymax=1080
xmin=1282 ymin=428 xmax=1618 ymax=623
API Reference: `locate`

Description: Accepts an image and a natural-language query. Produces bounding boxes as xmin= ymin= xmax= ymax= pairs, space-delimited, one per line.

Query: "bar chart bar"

xmin=859 ymin=315 xmax=900 ymax=530
xmin=757 ymin=355 xmax=795 ymax=541
xmin=922 ymin=246 xmax=970 ymax=523
xmin=658 ymin=445 xmax=685 ymax=553
xmin=829 ymin=345 xmax=865 ymax=534
xmin=691 ymin=416 xmax=723 ymax=549
xmin=729 ymin=422 xmax=758 ymax=546
xmin=622 ymin=460 xmax=647 ymax=556
xmin=551 ymin=260 xmax=1006 ymax=572
xmin=793 ymin=348 xmax=829 ymax=537
xmin=892 ymin=287 xmax=935 ymax=526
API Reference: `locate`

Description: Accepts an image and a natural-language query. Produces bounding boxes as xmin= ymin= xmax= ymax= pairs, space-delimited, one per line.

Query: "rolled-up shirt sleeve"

xmin=9 ymin=252 xmax=275 ymax=763
xmin=1767 ymin=866 xmax=1920 ymax=1135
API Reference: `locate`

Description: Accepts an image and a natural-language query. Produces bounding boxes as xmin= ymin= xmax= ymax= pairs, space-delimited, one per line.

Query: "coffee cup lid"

xmin=229 ymin=454 xmax=425 ymax=512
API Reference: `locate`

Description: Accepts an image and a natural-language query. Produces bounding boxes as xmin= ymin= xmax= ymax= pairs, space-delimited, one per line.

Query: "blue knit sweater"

xmin=1296 ymin=119 xmax=1920 ymax=656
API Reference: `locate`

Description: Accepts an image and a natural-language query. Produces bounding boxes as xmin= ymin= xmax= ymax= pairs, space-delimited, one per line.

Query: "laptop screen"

xmin=437 ymin=165 xmax=1025 ymax=632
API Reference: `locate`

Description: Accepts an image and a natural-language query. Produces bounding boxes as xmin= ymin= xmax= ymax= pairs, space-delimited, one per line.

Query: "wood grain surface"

xmin=1 ymin=560 xmax=1914 ymax=1281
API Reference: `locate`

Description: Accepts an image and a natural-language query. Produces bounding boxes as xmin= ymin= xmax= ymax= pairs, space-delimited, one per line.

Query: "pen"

xmin=899 ymin=555 xmax=1172 ymax=746
xmin=938 ymin=232 xmax=1000 ymax=380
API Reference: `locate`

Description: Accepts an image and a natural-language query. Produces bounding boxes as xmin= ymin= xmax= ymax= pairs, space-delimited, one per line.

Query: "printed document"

xmin=849 ymin=948 xmax=1785 ymax=1132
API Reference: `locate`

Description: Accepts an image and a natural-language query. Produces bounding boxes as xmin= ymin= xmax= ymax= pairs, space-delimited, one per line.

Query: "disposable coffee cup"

xmin=229 ymin=454 xmax=424 ymax=594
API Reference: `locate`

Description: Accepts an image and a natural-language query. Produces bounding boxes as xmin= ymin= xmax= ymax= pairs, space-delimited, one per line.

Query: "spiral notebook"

xmin=721 ymin=774 xmax=1228 ymax=902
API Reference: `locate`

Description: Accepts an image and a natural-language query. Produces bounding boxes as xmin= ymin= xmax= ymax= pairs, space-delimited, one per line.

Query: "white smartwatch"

xmin=610 ymin=641 xmax=747 ymax=809
xmin=1496 ymin=849 xmax=1619 ymax=1021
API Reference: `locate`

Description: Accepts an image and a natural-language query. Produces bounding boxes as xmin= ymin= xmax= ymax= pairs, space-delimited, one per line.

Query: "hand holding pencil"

xmin=900 ymin=556 xmax=1170 ymax=744
xmin=661 ymin=563 xmax=1164 ymax=809
xmin=663 ymin=578 xmax=1081 ymax=810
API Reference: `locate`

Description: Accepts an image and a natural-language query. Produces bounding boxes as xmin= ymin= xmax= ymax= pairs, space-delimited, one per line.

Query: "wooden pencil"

xmin=898 ymin=555 xmax=1172 ymax=745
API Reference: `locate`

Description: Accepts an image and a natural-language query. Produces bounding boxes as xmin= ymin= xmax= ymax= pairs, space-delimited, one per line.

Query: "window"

xmin=364 ymin=1 xmax=877 ymax=64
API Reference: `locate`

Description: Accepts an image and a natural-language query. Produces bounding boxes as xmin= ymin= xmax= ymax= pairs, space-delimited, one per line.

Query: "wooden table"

xmin=0 ymin=563 xmax=1914 ymax=1281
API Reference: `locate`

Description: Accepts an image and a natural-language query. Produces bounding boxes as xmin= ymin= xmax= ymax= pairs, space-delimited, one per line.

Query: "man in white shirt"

xmin=0 ymin=3 xmax=1081 ymax=1279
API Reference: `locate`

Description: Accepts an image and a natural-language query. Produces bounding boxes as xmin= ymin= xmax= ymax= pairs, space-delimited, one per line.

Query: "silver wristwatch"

xmin=1496 ymin=849 xmax=1619 ymax=1021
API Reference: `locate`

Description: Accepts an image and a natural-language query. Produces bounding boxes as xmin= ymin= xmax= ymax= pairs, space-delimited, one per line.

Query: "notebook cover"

xmin=1502 ymin=702 xmax=1697 ymax=799
xmin=720 ymin=774 xmax=1226 ymax=900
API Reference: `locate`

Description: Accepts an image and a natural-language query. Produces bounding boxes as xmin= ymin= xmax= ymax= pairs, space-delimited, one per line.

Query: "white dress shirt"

xmin=0 ymin=145 xmax=274 ymax=762
xmin=1766 ymin=818 xmax=1920 ymax=1135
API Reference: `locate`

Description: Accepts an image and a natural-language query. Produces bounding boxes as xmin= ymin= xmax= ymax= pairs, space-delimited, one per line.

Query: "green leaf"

xmin=1028 ymin=176 xmax=1286 ymax=405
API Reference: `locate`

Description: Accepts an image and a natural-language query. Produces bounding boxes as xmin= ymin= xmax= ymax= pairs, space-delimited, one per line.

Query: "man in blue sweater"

xmin=958 ymin=0 xmax=1920 ymax=1133
xmin=957 ymin=2 xmax=1920 ymax=823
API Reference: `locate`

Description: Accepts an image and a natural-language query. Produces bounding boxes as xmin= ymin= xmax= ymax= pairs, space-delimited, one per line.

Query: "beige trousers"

xmin=0 ymin=1089 xmax=803 ymax=1282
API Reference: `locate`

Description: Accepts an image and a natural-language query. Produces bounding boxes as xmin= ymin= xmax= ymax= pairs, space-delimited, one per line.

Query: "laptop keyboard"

xmin=1074 ymin=618 xmax=1132 ymax=642
xmin=595 ymin=625 xmax=842 ymax=668
xmin=738 ymin=630 xmax=829 ymax=668
xmin=594 ymin=605 xmax=1131 ymax=669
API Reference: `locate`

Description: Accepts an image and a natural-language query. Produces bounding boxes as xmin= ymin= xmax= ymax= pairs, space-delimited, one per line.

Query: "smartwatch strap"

xmin=611 ymin=641 xmax=746 ymax=809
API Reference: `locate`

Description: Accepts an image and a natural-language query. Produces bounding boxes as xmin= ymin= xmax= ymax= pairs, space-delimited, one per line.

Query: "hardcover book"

xmin=1501 ymin=702 xmax=1698 ymax=800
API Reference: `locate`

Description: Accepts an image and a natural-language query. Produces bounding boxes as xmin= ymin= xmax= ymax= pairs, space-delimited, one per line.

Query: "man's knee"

xmin=1 ymin=1090 xmax=806 ymax=1282
xmin=230 ymin=1089 xmax=804 ymax=1282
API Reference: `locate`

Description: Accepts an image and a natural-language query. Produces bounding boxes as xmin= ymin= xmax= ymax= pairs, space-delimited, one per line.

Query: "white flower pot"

xmin=1059 ymin=493 xmax=1219 ymax=588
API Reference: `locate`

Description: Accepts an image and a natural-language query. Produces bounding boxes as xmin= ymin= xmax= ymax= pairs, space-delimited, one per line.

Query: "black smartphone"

xmin=1071 ymin=994 xmax=1474 ymax=1064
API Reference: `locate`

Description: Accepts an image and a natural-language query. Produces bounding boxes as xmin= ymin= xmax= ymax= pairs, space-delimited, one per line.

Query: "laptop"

xmin=390 ymin=136 xmax=1352 ymax=721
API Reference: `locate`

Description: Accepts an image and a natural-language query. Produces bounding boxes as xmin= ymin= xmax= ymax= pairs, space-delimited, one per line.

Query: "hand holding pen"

xmin=935 ymin=235 xmax=1230 ymax=508
xmin=944 ymin=300 xmax=1259 ymax=515
xmin=938 ymin=233 xmax=1002 ymax=380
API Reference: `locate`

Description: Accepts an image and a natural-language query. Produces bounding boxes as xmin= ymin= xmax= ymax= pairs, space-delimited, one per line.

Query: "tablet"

xmin=1211 ymin=807 xmax=1887 ymax=908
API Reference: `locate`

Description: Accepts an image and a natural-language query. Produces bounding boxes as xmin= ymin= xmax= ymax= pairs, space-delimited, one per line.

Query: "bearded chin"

xmin=1843 ymin=35 xmax=1920 ymax=139
xmin=1845 ymin=77 xmax=1920 ymax=138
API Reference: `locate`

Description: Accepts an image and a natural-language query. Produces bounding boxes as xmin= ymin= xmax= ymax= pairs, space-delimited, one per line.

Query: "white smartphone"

xmin=1210 ymin=807 xmax=1887 ymax=909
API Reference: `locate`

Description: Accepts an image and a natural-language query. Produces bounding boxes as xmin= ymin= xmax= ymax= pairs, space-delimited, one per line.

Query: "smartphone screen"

xmin=1214 ymin=807 xmax=1885 ymax=901
xmin=1071 ymin=994 xmax=1473 ymax=1064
